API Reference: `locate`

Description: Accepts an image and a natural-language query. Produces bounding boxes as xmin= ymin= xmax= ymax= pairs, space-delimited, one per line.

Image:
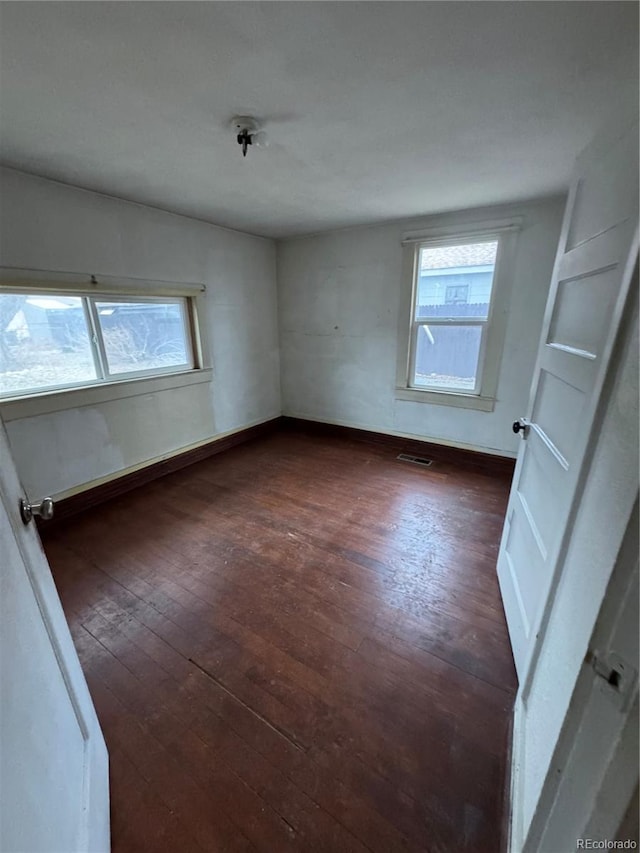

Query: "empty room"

xmin=0 ymin=2 xmax=638 ymax=852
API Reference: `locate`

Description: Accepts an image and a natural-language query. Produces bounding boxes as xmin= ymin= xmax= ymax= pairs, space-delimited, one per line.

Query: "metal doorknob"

xmin=20 ymin=497 xmax=55 ymax=525
xmin=512 ymin=418 xmax=528 ymax=436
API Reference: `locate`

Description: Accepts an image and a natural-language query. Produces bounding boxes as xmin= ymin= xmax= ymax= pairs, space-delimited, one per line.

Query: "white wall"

xmin=277 ymin=197 xmax=564 ymax=457
xmin=0 ymin=168 xmax=281 ymax=498
xmin=0 ymin=170 xmax=564 ymax=501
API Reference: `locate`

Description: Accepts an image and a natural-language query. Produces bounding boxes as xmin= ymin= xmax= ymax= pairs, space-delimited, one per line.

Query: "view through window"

xmin=0 ymin=292 xmax=194 ymax=398
xmin=411 ymin=240 xmax=498 ymax=392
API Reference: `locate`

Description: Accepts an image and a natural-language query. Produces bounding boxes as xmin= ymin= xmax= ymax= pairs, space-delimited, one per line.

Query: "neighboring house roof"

xmin=421 ymin=241 xmax=498 ymax=271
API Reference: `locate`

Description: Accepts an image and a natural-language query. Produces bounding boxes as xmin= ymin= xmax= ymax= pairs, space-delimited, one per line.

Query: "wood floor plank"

xmin=44 ymin=428 xmax=516 ymax=852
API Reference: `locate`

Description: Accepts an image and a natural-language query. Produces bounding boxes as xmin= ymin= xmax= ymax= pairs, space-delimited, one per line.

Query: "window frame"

xmin=395 ymin=219 xmax=521 ymax=412
xmin=409 ymin=236 xmax=498 ymax=396
xmin=89 ymin=294 xmax=195 ymax=382
xmin=0 ymin=269 xmax=210 ymax=415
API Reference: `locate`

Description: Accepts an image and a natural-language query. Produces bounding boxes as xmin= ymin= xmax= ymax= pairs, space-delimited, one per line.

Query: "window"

xmin=412 ymin=240 xmax=498 ymax=393
xmin=444 ymin=283 xmax=469 ymax=305
xmin=0 ymin=291 xmax=196 ymax=399
xmin=396 ymin=222 xmax=518 ymax=411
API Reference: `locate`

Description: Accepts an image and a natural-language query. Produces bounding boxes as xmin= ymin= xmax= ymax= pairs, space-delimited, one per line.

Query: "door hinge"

xmin=586 ymin=649 xmax=637 ymax=709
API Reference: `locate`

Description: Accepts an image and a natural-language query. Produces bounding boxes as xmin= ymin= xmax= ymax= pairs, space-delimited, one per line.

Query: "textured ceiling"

xmin=0 ymin=1 xmax=637 ymax=238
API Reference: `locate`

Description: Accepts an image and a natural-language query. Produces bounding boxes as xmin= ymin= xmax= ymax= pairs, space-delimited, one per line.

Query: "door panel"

xmin=507 ymin=509 xmax=545 ymax=625
xmin=517 ymin=436 xmax=567 ymax=556
xmin=497 ymin=117 xmax=639 ymax=682
xmin=0 ymin=420 xmax=109 ymax=853
xmin=532 ymin=369 xmax=584 ymax=466
xmin=2 ymin=517 xmax=86 ymax=853
xmin=548 ymin=266 xmax=620 ymax=357
xmin=566 ymin=123 xmax=638 ymax=250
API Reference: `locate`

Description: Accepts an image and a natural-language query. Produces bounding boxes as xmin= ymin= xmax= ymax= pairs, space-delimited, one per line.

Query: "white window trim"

xmin=0 ymin=367 xmax=213 ymax=422
xmin=0 ymin=267 xmax=206 ymax=297
xmin=395 ymin=219 xmax=521 ymax=411
xmin=0 ymin=267 xmax=211 ymax=417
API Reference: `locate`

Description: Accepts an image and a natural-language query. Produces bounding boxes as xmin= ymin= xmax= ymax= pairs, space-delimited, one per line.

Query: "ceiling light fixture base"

xmin=230 ymin=115 xmax=267 ymax=158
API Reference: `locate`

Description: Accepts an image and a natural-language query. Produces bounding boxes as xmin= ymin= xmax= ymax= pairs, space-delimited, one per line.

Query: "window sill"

xmin=394 ymin=386 xmax=495 ymax=412
xmin=0 ymin=368 xmax=213 ymax=422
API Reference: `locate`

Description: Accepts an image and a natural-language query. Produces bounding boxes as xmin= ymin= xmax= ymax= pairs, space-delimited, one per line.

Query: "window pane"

xmin=0 ymin=293 xmax=96 ymax=396
xmin=95 ymin=299 xmax=191 ymax=375
xmin=416 ymin=241 xmax=498 ymax=320
xmin=413 ymin=324 xmax=482 ymax=391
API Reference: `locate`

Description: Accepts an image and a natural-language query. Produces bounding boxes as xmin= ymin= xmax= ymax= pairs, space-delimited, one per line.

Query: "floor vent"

xmin=397 ymin=453 xmax=433 ymax=467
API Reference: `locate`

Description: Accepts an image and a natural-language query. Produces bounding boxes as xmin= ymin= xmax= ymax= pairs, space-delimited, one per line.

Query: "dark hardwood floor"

xmin=43 ymin=428 xmax=517 ymax=853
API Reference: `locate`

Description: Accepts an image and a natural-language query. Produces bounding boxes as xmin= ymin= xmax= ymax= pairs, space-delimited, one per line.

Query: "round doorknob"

xmin=20 ymin=497 xmax=55 ymax=525
xmin=512 ymin=419 xmax=527 ymax=435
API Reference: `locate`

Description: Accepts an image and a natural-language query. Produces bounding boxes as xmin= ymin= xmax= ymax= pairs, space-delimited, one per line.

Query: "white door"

xmin=0 ymin=418 xmax=110 ymax=853
xmin=532 ymin=505 xmax=639 ymax=851
xmin=497 ymin=115 xmax=639 ymax=682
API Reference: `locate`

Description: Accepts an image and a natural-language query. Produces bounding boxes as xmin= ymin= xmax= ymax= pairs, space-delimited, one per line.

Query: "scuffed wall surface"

xmin=277 ymin=197 xmax=564 ymax=456
xmin=0 ymin=168 xmax=280 ymax=497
